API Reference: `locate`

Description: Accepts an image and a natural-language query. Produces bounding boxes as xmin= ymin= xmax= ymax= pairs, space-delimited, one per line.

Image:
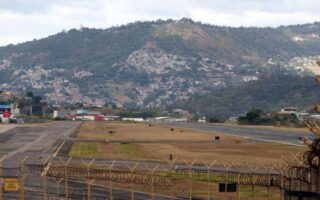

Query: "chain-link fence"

xmin=0 ymin=153 xmax=317 ymax=200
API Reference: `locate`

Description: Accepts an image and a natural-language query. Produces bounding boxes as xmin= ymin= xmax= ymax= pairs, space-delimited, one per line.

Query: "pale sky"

xmin=1 ymin=0 xmax=320 ymax=46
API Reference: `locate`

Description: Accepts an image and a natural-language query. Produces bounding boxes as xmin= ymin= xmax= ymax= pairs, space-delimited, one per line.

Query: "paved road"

xmin=165 ymin=122 xmax=314 ymax=146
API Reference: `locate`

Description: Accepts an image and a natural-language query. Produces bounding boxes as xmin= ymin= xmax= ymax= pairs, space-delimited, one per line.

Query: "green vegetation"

xmin=1 ymin=19 xmax=320 ymax=77
xmin=69 ymin=142 xmax=143 ymax=159
xmin=69 ymin=142 xmax=101 ymax=158
xmin=238 ymin=108 xmax=302 ymax=127
xmin=118 ymin=144 xmax=142 ymax=157
xmin=179 ymin=75 xmax=319 ymax=118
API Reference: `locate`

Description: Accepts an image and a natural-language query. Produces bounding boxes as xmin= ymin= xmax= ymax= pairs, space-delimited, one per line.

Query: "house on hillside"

xmin=279 ymin=107 xmax=298 ymax=114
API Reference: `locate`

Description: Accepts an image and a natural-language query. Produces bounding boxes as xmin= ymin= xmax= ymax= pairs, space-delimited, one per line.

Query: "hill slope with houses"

xmin=1 ymin=19 xmax=320 ymax=116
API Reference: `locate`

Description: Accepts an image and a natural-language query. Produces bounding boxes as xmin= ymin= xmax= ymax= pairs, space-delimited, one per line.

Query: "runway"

xmin=165 ymin=122 xmax=313 ymax=146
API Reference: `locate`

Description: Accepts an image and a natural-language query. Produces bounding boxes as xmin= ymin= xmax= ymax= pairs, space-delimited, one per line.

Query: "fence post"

xmin=54 ymin=178 xmax=63 ymax=199
xmin=237 ymin=171 xmax=240 ymax=200
xmin=309 ymin=168 xmax=313 ymax=192
xmin=0 ymin=157 xmax=3 ymax=200
xmin=280 ymin=171 xmax=284 ymax=200
xmin=221 ymin=161 xmax=230 ymax=200
xmin=125 ymin=162 xmax=139 ymax=200
xmin=145 ymin=163 xmax=159 ymax=200
xmin=41 ymin=156 xmax=51 ymax=200
xmin=273 ymin=163 xmax=286 ymax=200
xmin=17 ymin=155 xmax=27 ymax=200
xmin=244 ymin=162 xmax=258 ymax=200
xmin=167 ymin=158 xmax=177 ymax=199
xmin=229 ymin=161 xmax=238 ymax=200
xmin=267 ymin=166 xmax=274 ymax=200
xmin=86 ymin=179 xmax=94 ymax=200
xmin=82 ymin=159 xmax=95 ymax=200
xmin=252 ymin=173 xmax=256 ymax=200
xmin=316 ymin=169 xmax=320 ymax=192
xmin=104 ymin=161 xmax=116 ymax=200
xmin=202 ymin=160 xmax=216 ymax=200
xmin=183 ymin=159 xmax=196 ymax=200
xmin=58 ymin=157 xmax=72 ymax=199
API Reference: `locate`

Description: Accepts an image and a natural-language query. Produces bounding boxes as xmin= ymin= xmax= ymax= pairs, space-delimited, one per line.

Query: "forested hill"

xmin=0 ymin=18 xmax=320 ymax=114
xmin=177 ymin=75 xmax=320 ymax=118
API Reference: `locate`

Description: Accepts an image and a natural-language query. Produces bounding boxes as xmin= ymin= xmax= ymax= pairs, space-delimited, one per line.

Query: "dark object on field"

xmin=108 ymin=131 xmax=116 ymax=134
xmin=170 ymin=128 xmax=174 ymax=131
xmin=219 ymin=183 xmax=237 ymax=192
xmin=169 ymin=154 xmax=173 ymax=160
xmin=120 ymin=142 xmax=129 ymax=144
xmin=148 ymin=124 xmax=152 ymax=127
xmin=215 ymin=136 xmax=220 ymax=140
xmin=284 ymin=190 xmax=320 ymax=199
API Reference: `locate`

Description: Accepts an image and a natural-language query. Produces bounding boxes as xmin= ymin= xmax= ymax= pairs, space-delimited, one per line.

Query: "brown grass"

xmin=70 ymin=121 xmax=307 ymax=165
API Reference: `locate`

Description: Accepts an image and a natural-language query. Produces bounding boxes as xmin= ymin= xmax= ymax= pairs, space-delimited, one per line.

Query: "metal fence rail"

xmin=0 ymin=154 xmax=318 ymax=200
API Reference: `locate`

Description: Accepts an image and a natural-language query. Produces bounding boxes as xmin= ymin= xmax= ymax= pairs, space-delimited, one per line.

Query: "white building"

xmin=104 ymin=115 xmax=120 ymax=121
xmin=279 ymin=107 xmax=298 ymax=114
xmin=198 ymin=117 xmax=206 ymax=123
xmin=53 ymin=110 xmax=69 ymax=119
xmin=122 ymin=118 xmax=145 ymax=122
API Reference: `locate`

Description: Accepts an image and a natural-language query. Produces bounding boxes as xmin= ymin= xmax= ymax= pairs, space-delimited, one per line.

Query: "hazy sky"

xmin=1 ymin=0 xmax=320 ymax=46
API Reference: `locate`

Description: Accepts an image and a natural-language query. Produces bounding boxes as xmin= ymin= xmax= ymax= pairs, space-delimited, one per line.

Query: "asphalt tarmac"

xmin=165 ymin=122 xmax=314 ymax=146
xmin=0 ymin=121 xmax=81 ymax=166
xmin=0 ymin=122 xmax=180 ymax=200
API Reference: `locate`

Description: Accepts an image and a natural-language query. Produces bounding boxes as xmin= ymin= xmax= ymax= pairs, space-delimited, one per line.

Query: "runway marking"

xmin=53 ymin=141 xmax=65 ymax=157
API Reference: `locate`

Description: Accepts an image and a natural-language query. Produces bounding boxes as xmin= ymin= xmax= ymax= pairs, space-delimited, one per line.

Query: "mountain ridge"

xmin=1 ymin=18 xmax=320 ymax=115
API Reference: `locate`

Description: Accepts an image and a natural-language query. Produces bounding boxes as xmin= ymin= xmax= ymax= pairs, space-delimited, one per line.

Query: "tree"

xmin=26 ymin=91 xmax=34 ymax=99
xmin=32 ymin=96 xmax=42 ymax=104
xmin=245 ymin=108 xmax=263 ymax=123
xmin=238 ymin=108 xmax=264 ymax=125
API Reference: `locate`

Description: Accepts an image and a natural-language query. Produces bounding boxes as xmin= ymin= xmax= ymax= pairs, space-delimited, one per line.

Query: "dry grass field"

xmin=69 ymin=121 xmax=306 ymax=165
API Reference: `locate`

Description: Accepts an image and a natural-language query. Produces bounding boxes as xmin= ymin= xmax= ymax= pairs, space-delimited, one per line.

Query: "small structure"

xmin=53 ymin=110 xmax=70 ymax=119
xmin=94 ymin=115 xmax=104 ymax=121
xmin=104 ymin=115 xmax=120 ymax=121
xmin=228 ymin=116 xmax=239 ymax=123
xmin=122 ymin=118 xmax=145 ymax=122
xmin=198 ymin=117 xmax=206 ymax=123
xmin=163 ymin=118 xmax=188 ymax=122
xmin=0 ymin=103 xmax=11 ymax=123
xmin=146 ymin=116 xmax=170 ymax=122
xmin=279 ymin=107 xmax=298 ymax=114
xmin=0 ymin=104 xmax=11 ymax=114
xmin=76 ymin=109 xmax=88 ymax=115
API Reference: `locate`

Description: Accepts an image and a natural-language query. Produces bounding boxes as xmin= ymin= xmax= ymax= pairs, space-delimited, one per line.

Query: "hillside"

xmin=1 ymin=19 xmax=320 ymax=113
xmin=175 ymin=75 xmax=320 ymax=118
